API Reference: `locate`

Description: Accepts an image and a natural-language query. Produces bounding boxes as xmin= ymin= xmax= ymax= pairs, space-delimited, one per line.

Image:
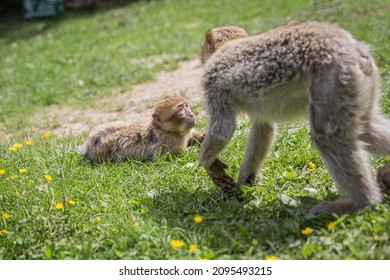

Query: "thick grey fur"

xmin=199 ymin=21 xmax=390 ymax=215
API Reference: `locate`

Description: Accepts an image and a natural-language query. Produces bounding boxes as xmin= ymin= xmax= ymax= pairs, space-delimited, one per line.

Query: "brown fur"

xmin=79 ymin=94 xmax=204 ymax=163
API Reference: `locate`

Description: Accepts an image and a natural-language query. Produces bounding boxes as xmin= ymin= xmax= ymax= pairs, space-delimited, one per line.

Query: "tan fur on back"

xmin=79 ymin=95 xmax=196 ymax=163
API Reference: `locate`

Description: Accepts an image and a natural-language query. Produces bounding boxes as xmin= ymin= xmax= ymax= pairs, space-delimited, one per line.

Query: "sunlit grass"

xmin=1 ymin=0 xmax=390 ymax=260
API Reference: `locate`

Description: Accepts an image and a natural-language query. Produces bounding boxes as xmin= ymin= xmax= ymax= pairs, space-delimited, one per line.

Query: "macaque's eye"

xmin=177 ymin=107 xmax=184 ymax=114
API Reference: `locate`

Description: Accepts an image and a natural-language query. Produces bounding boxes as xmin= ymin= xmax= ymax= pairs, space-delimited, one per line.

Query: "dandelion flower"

xmin=2 ymin=212 xmax=11 ymax=219
xmin=1 ymin=229 xmax=9 ymax=235
xmin=26 ymin=140 xmax=33 ymax=146
xmin=9 ymin=146 xmax=17 ymax=152
xmin=0 ymin=169 xmax=5 ymax=175
xmin=44 ymin=174 xmax=53 ymax=181
xmin=15 ymin=191 xmax=20 ymax=196
xmin=327 ymin=221 xmax=338 ymax=230
xmin=197 ymin=257 xmax=209 ymax=260
xmin=266 ymin=255 xmax=280 ymax=260
xmin=55 ymin=202 xmax=63 ymax=210
xmin=68 ymin=200 xmax=76 ymax=205
xmin=43 ymin=131 xmax=51 ymax=138
xmin=14 ymin=143 xmax=23 ymax=149
xmin=189 ymin=244 xmax=198 ymax=251
xmin=170 ymin=239 xmax=185 ymax=248
xmin=194 ymin=215 xmax=203 ymax=223
xmin=19 ymin=168 xmax=27 ymax=174
xmin=96 ymin=217 xmax=102 ymax=222
xmin=309 ymin=162 xmax=316 ymax=169
xmin=11 ymin=175 xmax=18 ymax=180
xmin=301 ymin=227 xmax=314 ymax=235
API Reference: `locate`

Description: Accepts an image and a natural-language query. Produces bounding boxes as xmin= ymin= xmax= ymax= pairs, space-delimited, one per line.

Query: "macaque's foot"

xmin=309 ymin=199 xmax=363 ymax=216
xmin=208 ymin=158 xmax=236 ymax=191
xmin=377 ymin=162 xmax=390 ymax=195
xmin=237 ymin=173 xmax=256 ymax=185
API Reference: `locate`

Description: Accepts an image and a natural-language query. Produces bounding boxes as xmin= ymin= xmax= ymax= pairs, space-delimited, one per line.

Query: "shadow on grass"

xmin=139 ymin=181 xmax=334 ymax=255
xmin=0 ymin=0 xmax=147 ymax=43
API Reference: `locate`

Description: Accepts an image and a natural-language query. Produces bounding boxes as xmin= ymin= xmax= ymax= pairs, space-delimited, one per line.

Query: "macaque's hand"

xmin=207 ymin=158 xmax=236 ymax=191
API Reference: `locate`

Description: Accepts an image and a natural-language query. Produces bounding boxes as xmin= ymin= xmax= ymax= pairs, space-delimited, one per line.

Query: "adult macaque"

xmin=199 ymin=22 xmax=390 ymax=215
xmin=79 ymin=94 xmax=204 ymax=163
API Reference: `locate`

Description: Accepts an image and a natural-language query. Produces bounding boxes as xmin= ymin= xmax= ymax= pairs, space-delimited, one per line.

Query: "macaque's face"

xmin=172 ymin=101 xmax=196 ymax=127
xmin=153 ymin=95 xmax=196 ymax=134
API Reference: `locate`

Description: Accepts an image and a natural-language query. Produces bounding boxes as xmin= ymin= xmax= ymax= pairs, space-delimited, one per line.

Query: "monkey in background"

xmin=199 ymin=22 xmax=390 ymax=215
xmin=79 ymin=94 xmax=204 ymax=163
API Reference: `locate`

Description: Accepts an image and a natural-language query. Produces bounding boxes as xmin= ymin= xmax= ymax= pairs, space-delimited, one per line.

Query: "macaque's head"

xmin=152 ymin=94 xmax=196 ymax=135
xmin=201 ymin=25 xmax=249 ymax=64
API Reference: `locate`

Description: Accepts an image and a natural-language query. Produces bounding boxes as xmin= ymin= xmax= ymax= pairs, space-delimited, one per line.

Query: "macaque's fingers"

xmin=377 ymin=162 xmax=390 ymax=195
xmin=207 ymin=158 xmax=236 ymax=190
xmin=188 ymin=131 xmax=206 ymax=146
xmin=211 ymin=174 xmax=236 ymax=191
xmin=193 ymin=131 xmax=206 ymax=142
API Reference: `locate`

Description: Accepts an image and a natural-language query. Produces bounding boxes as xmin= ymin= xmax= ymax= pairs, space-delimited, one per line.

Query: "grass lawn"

xmin=1 ymin=0 xmax=390 ymax=259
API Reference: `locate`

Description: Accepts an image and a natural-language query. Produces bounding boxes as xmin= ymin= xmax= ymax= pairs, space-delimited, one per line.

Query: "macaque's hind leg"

xmin=308 ymin=63 xmax=382 ymax=215
xmin=237 ymin=121 xmax=276 ymax=185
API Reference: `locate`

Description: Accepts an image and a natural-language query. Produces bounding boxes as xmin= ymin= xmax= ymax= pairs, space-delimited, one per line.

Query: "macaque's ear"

xmin=205 ymin=31 xmax=215 ymax=53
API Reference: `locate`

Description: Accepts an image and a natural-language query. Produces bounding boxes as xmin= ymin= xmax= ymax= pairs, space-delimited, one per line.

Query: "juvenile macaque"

xmin=79 ymin=94 xmax=204 ymax=163
xmin=199 ymin=22 xmax=390 ymax=215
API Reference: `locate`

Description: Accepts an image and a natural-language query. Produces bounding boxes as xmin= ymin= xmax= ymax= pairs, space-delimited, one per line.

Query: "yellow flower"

xmin=189 ymin=244 xmax=198 ymax=251
xmin=0 ymin=169 xmax=5 ymax=175
xmin=197 ymin=257 xmax=209 ymax=260
xmin=327 ymin=221 xmax=338 ymax=230
xmin=19 ymin=168 xmax=27 ymax=174
xmin=266 ymin=255 xmax=280 ymax=260
xmin=15 ymin=191 xmax=20 ymax=196
xmin=43 ymin=131 xmax=51 ymax=138
xmin=55 ymin=202 xmax=63 ymax=210
xmin=68 ymin=200 xmax=76 ymax=205
xmin=1 ymin=229 xmax=9 ymax=235
xmin=309 ymin=162 xmax=316 ymax=169
xmin=301 ymin=227 xmax=314 ymax=235
xmin=14 ymin=143 xmax=23 ymax=149
xmin=170 ymin=239 xmax=185 ymax=248
xmin=11 ymin=174 xmax=18 ymax=180
xmin=44 ymin=174 xmax=53 ymax=181
xmin=26 ymin=140 xmax=33 ymax=146
xmin=96 ymin=217 xmax=102 ymax=222
xmin=194 ymin=215 xmax=203 ymax=223
xmin=9 ymin=146 xmax=17 ymax=152
xmin=2 ymin=212 xmax=11 ymax=219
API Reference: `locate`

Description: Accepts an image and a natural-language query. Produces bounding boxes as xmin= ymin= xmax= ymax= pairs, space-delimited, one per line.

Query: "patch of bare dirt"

xmin=30 ymin=59 xmax=205 ymax=139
